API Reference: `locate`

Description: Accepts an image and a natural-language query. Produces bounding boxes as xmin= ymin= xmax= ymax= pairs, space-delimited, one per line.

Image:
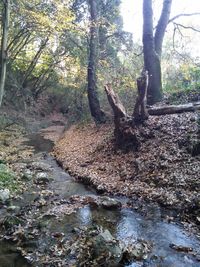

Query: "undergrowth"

xmin=0 ymin=164 xmax=18 ymax=192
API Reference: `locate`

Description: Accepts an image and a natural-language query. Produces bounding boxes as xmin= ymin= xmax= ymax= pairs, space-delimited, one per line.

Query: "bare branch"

xmin=172 ymin=23 xmax=189 ymax=60
xmin=168 ymin=13 xmax=200 ymax=24
xmin=173 ymin=22 xmax=200 ymax=33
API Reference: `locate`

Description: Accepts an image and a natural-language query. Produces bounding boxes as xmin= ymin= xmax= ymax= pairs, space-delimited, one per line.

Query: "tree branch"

xmin=168 ymin=13 xmax=200 ymax=24
xmin=7 ymin=28 xmax=30 ymax=52
xmin=173 ymin=22 xmax=200 ymax=33
xmin=154 ymin=0 xmax=172 ymax=57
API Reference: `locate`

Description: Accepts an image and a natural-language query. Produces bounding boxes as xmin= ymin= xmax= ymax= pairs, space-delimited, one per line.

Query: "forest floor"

xmin=1 ymin=94 xmax=200 ymax=265
xmin=53 ymin=110 xmax=200 ymax=237
xmin=1 ymin=119 xmax=200 ymax=266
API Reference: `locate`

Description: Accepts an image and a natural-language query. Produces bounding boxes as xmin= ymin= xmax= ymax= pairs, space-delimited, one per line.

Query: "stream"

xmin=0 ymin=131 xmax=200 ymax=266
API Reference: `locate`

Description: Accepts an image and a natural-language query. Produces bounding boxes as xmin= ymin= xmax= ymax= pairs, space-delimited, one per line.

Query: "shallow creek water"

xmin=0 ymin=132 xmax=200 ymax=266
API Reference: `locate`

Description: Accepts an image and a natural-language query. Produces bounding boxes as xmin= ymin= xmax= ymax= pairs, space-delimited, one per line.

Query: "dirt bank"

xmin=53 ymin=112 xmax=200 ymax=234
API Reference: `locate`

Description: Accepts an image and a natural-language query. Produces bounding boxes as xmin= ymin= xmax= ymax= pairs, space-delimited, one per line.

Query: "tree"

xmin=0 ymin=0 xmax=10 ymax=107
xmin=103 ymin=0 xmax=200 ymax=148
xmin=87 ymin=0 xmax=105 ymax=124
xmin=143 ymin=0 xmax=172 ymax=104
xmin=0 ymin=0 xmax=75 ymax=109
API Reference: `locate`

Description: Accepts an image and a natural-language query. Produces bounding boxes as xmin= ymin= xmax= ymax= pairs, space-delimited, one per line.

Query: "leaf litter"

xmin=53 ymin=112 xmax=200 ymax=237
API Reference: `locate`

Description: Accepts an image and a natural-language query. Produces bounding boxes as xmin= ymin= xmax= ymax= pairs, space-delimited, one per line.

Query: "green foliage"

xmin=1 ymin=0 xmax=139 ymax=119
xmin=163 ymin=63 xmax=200 ymax=94
xmin=1 ymin=0 xmax=75 ymax=108
xmin=1 ymin=0 xmax=200 ymax=122
xmin=0 ymin=164 xmax=18 ymax=191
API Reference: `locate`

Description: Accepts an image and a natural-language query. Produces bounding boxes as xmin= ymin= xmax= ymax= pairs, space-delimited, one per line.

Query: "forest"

xmin=0 ymin=0 xmax=200 ymax=266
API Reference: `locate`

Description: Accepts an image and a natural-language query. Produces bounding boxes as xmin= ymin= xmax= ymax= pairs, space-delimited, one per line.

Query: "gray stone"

xmin=92 ymin=229 xmax=123 ymax=266
xmin=122 ymin=240 xmax=152 ymax=261
xmin=22 ymin=169 xmax=33 ymax=180
xmin=35 ymin=172 xmax=50 ymax=184
xmin=30 ymin=162 xmax=52 ymax=171
xmin=96 ymin=184 xmax=105 ymax=194
xmin=0 ymin=189 xmax=10 ymax=203
xmin=98 ymin=196 xmax=122 ymax=209
xmin=74 ymin=227 xmax=123 ymax=266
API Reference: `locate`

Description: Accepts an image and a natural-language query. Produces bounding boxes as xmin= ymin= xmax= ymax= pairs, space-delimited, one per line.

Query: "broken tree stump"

xmin=105 ymin=84 xmax=140 ymax=150
xmin=133 ymin=70 xmax=149 ymax=123
xmin=105 ymin=68 xmax=200 ymax=150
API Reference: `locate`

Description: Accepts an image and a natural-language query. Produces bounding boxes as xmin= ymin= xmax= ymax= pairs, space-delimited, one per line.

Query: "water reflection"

xmin=64 ymin=206 xmax=200 ymax=266
xmin=0 ymin=241 xmax=30 ymax=267
xmin=115 ymin=209 xmax=200 ymax=267
xmin=23 ymin=133 xmax=54 ymax=153
xmin=79 ymin=206 xmax=92 ymax=225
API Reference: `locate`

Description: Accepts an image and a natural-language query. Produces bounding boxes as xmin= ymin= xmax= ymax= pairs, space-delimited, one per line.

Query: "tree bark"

xmin=0 ymin=0 xmax=10 ymax=108
xmin=133 ymin=70 xmax=149 ymax=122
xmin=143 ymin=0 xmax=162 ymax=104
xmin=148 ymin=102 xmax=200 ymax=115
xmin=87 ymin=0 xmax=105 ymax=124
xmin=104 ymin=84 xmax=126 ymax=119
xmin=105 ymin=84 xmax=140 ymax=150
xmin=143 ymin=0 xmax=172 ymax=105
xmin=154 ymin=0 xmax=173 ymax=58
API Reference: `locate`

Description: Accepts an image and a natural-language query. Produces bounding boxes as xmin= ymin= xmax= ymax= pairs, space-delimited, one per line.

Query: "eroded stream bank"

xmin=0 ymin=126 xmax=200 ymax=266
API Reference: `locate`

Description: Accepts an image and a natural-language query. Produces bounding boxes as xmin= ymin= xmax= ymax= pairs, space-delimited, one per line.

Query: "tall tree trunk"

xmin=87 ymin=0 xmax=105 ymax=124
xmin=154 ymin=0 xmax=173 ymax=58
xmin=143 ymin=0 xmax=162 ymax=104
xmin=143 ymin=0 xmax=172 ymax=105
xmin=0 ymin=0 xmax=10 ymax=108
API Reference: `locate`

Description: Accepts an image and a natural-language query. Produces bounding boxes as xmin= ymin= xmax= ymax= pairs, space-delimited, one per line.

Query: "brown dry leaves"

xmin=53 ymin=113 xmax=200 ymax=223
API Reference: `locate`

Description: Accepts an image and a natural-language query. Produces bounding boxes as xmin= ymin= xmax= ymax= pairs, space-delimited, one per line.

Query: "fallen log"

xmin=148 ymin=102 xmax=200 ymax=116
